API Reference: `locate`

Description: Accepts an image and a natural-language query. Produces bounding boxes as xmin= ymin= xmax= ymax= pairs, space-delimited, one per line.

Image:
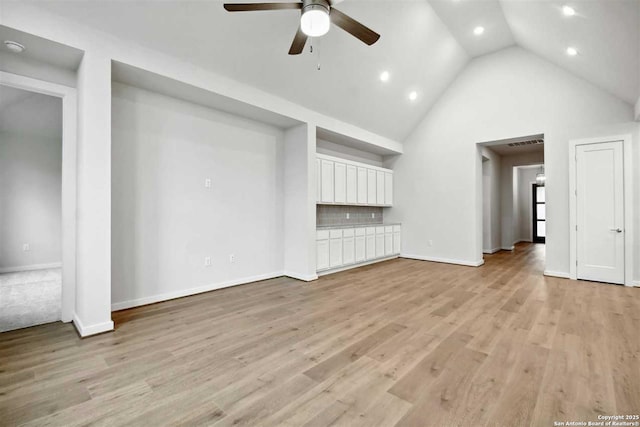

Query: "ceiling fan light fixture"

xmin=300 ymin=3 xmax=330 ymax=37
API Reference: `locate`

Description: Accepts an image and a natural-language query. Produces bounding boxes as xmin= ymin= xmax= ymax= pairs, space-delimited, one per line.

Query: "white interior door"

xmin=576 ymin=141 xmax=625 ymax=284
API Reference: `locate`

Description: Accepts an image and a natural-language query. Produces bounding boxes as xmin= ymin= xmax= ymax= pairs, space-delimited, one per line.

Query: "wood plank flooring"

xmin=1 ymin=243 xmax=639 ymax=426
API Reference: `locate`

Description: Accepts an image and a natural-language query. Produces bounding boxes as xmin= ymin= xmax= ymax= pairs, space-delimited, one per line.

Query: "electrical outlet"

xmin=371 ymin=213 xmax=375 ymax=218
xmin=204 ymin=178 xmax=212 ymax=189
xmin=229 ymin=254 xmax=235 ymax=263
xmin=428 ymin=240 xmax=433 ymax=247
xmin=346 ymin=213 xmax=350 ymax=219
xmin=22 ymin=243 xmax=30 ymax=251
xmin=204 ymin=256 xmax=212 ymax=267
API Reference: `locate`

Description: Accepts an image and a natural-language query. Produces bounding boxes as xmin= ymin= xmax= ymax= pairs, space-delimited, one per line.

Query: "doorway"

xmin=532 ymin=183 xmax=545 ymax=244
xmin=0 ymin=85 xmax=63 ymax=332
xmin=0 ymin=72 xmax=77 ymax=330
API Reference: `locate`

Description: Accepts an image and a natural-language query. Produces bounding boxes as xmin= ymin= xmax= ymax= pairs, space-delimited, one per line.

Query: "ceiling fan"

xmin=223 ymin=0 xmax=380 ymax=55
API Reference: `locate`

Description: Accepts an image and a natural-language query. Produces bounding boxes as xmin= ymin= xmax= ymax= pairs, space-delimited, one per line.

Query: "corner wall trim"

xmin=401 ymin=254 xmax=484 ymax=267
xmin=284 ymin=272 xmax=318 ymax=282
xmin=111 ymin=271 xmax=285 ymax=312
xmin=482 ymin=247 xmax=501 ymax=254
xmin=0 ymin=262 xmax=62 ymax=274
xmin=544 ymin=270 xmax=571 ymax=279
xmin=73 ymin=314 xmax=114 ymax=338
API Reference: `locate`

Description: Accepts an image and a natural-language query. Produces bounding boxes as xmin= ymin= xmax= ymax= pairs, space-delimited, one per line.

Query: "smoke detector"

xmin=4 ymin=41 xmax=26 ymax=53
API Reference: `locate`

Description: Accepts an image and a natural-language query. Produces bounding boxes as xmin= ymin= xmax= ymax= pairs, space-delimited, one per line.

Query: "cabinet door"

xmin=385 ymin=232 xmax=393 ymax=255
xmin=346 ymin=165 xmax=357 ymax=204
xmin=320 ymin=160 xmax=334 ymax=203
xmin=367 ymin=169 xmax=377 ymax=204
xmin=334 ymin=162 xmax=346 ymax=203
xmin=355 ymin=235 xmax=366 ymax=262
xmin=357 ymin=167 xmax=368 ymax=204
xmin=343 ymin=236 xmax=355 ymax=265
xmin=317 ymin=239 xmax=329 ymax=270
xmin=376 ymin=171 xmax=385 ymax=205
xmin=316 ymin=159 xmax=321 ymax=202
xmin=393 ymin=231 xmax=401 ymax=254
xmin=384 ymin=173 xmax=393 ymax=205
xmin=365 ymin=235 xmax=376 ymax=260
xmin=375 ymin=233 xmax=385 ymax=257
xmin=329 ymin=238 xmax=343 ymax=268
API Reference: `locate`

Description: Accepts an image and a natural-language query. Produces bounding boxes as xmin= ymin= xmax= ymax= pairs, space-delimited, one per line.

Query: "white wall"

xmin=0 ymin=51 xmax=76 ymax=88
xmin=481 ymin=147 xmax=501 ymax=253
xmin=386 ymin=47 xmax=633 ymax=272
xmin=499 ymin=151 xmax=544 ymax=249
xmin=283 ymin=124 xmax=316 ymax=281
xmin=0 ymin=132 xmax=62 ymax=270
xmin=111 ymin=83 xmax=285 ymax=309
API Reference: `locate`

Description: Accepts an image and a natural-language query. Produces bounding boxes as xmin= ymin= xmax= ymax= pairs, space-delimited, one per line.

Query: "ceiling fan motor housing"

xmin=302 ymin=0 xmax=331 ymax=16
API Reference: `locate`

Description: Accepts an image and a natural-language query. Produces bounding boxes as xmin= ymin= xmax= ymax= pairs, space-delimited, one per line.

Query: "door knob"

xmin=610 ymin=228 xmax=623 ymax=233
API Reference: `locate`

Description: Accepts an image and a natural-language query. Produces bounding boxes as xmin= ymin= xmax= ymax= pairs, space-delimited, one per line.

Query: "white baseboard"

xmin=111 ymin=271 xmax=284 ymax=312
xmin=401 ymin=253 xmax=484 ymax=267
xmin=483 ymin=247 xmax=501 ymax=254
xmin=632 ymin=280 xmax=640 ymax=287
xmin=0 ymin=262 xmax=62 ymax=274
xmin=502 ymin=246 xmax=515 ymax=251
xmin=283 ymin=271 xmax=318 ymax=282
xmin=73 ymin=314 xmax=114 ymax=338
xmin=317 ymin=255 xmax=400 ymax=276
xmin=544 ymin=270 xmax=570 ymax=279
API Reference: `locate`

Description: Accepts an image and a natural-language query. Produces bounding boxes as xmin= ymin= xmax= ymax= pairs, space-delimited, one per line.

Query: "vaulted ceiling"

xmin=17 ymin=0 xmax=640 ymax=141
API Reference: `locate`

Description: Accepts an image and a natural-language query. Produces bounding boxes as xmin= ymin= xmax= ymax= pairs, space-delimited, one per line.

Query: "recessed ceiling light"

xmin=3 ymin=40 xmax=25 ymax=53
xmin=380 ymin=71 xmax=390 ymax=82
xmin=562 ymin=5 xmax=575 ymax=16
xmin=473 ymin=26 xmax=485 ymax=36
xmin=408 ymin=91 xmax=418 ymax=101
xmin=566 ymin=46 xmax=578 ymax=56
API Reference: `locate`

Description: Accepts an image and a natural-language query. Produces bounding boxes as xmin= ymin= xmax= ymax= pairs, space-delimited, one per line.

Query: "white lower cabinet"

xmin=318 ymin=225 xmax=401 ymax=272
xmin=316 ymin=230 xmax=330 ymax=271
xmin=384 ymin=226 xmax=393 ymax=256
xmin=355 ymin=228 xmax=366 ymax=262
xmin=329 ymin=229 xmax=343 ymax=268
xmin=375 ymin=226 xmax=385 ymax=258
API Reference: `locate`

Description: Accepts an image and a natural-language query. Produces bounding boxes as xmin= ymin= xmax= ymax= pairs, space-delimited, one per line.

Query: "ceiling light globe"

xmin=300 ymin=7 xmax=330 ymax=37
xmin=473 ymin=26 xmax=484 ymax=36
xmin=408 ymin=91 xmax=417 ymax=101
xmin=380 ymin=71 xmax=390 ymax=82
xmin=562 ymin=5 xmax=575 ymax=16
xmin=4 ymin=40 xmax=25 ymax=53
xmin=566 ymin=46 xmax=578 ymax=56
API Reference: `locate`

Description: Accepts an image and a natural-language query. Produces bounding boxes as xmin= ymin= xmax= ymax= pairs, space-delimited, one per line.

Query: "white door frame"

xmin=0 ymin=71 xmax=78 ymax=320
xmin=569 ymin=134 xmax=634 ymax=286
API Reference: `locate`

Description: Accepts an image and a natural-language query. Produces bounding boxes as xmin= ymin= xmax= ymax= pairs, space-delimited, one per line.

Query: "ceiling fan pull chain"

xmin=317 ymin=38 xmax=321 ymax=70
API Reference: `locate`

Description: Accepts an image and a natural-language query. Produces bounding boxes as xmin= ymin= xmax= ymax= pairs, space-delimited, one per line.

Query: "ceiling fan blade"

xmin=330 ymin=8 xmax=380 ymax=45
xmin=223 ymin=3 xmax=302 ymax=12
xmin=288 ymin=26 xmax=308 ymax=55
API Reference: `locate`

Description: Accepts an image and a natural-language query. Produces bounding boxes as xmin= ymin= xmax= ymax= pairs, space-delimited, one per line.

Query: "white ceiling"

xmin=427 ymin=0 xmax=516 ymax=57
xmin=25 ymin=0 xmax=470 ymax=142
xmin=12 ymin=0 xmax=640 ymax=142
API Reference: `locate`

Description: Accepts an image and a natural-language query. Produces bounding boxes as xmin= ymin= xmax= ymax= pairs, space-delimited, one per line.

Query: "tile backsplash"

xmin=317 ymin=205 xmax=383 ymax=226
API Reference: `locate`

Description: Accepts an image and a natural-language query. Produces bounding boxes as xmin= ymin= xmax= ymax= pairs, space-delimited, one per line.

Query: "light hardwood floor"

xmin=1 ymin=243 xmax=638 ymax=426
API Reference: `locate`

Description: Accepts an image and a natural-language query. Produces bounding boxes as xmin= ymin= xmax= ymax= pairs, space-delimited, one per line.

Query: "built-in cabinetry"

xmin=316 ymin=154 xmax=393 ymax=206
xmin=317 ymin=225 xmax=401 ymax=273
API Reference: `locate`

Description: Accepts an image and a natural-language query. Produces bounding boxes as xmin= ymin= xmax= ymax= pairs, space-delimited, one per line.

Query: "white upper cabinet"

xmin=320 ymin=159 xmax=334 ymax=203
xmin=334 ymin=162 xmax=346 ymax=203
xmin=316 ymin=158 xmax=321 ymax=202
xmin=357 ymin=167 xmax=367 ymax=204
xmin=376 ymin=171 xmax=385 ymax=205
xmin=346 ymin=165 xmax=357 ymax=204
xmin=316 ymin=154 xmax=393 ymax=207
xmin=385 ymin=172 xmax=393 ymax=205
xmin=367 ymin=169 xmax=377 ymax=204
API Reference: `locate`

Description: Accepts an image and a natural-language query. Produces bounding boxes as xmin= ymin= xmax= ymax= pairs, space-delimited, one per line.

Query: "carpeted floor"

xmin=0 ymin=268 xmax=61 ymax=333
